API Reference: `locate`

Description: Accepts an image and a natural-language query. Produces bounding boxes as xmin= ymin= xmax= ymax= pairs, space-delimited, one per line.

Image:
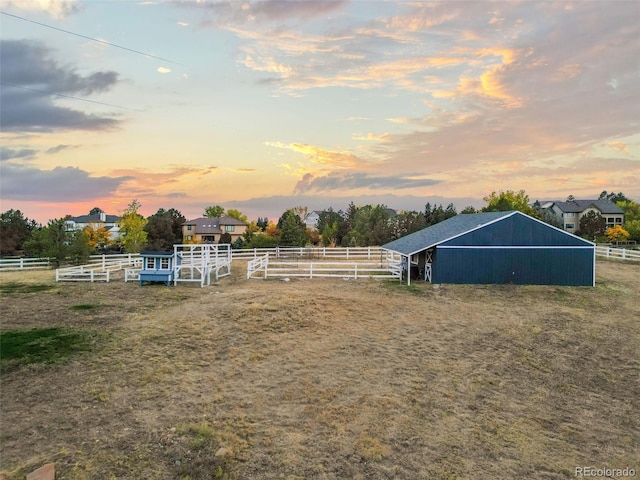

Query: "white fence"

xmin=233 ymin=246 xmax=386 ymax=261
xmin=595 ymin=246 xmax=640 ymax=261
xmin=247 ymin=253 xmax=402 ymax=280
xmin=56 ymin=257 xmax=142 ymax=282
xmin=0 ymin=257 xmax=50 ymax=271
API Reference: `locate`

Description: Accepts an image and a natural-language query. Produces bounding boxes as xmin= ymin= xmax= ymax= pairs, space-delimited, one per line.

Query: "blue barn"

xmin=381 ymin=211 xmax=595 ymax=286
xmin=139 ymin=251 xmax=179 ymax=286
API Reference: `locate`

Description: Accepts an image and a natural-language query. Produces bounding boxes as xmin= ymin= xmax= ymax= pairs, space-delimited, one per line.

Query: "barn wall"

xmin=432 ymin=248 xmax=594 ymax=286
xmin=445 ymin=214 xmax=591 ymax=247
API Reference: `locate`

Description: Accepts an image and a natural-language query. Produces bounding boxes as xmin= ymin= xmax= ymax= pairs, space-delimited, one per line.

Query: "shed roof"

xmin=382 ymin=211 xmax=512 ymax=256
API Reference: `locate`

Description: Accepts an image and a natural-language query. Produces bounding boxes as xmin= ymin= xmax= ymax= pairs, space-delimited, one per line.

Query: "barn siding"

xmin=444 ymin=214 xmax=590 ymax=247
xmin=432 ymin=248 xmax=594 ymax=286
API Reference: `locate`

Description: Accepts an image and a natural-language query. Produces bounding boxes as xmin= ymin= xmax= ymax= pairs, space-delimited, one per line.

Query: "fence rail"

xmin=247 ymin=253 xmax=402 ymax=280
xmin=56 ymin=257 xmax=142 ymax=282
xmin=233 ymin=246 xmax=386 ymax=260
xmin=0 ymin=257 xmax=50 ymax=271
xmin=595 ymin=246 xmax=640 ymax=261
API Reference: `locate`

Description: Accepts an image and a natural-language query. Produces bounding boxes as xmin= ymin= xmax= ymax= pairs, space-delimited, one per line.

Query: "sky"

xmin=1 ymin=0 xmax=639 ymax=224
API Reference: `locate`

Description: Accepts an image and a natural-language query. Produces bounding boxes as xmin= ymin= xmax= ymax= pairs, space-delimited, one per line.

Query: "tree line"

xmin=2 ymin=190 xmax=639 ymax=265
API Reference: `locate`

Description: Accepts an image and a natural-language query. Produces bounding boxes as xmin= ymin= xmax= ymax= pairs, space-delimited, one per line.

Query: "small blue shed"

xmin=139 ymin=251 xmax=179 ymax=286
xmin=381 ymin=211 xmax=595 ymax=286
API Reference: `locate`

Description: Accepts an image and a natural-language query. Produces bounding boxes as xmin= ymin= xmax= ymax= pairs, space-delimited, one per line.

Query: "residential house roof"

xmin=67 ymin=214 xmax=121 ymax=224
xmin=381 ymin=211 xmax=512 ymax=256
xmin=183 ymin=216 xmax=247 ymax=234
xmin=553 ymin=200 xmax=624 ymax=215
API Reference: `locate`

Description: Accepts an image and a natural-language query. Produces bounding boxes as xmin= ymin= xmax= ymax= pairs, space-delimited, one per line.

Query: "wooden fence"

xmin=56 ymin=257 xmax=142 ymax=282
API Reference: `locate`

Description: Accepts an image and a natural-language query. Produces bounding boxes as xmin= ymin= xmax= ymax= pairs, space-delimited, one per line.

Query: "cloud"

xmin=294 ymin=172 xmax=440 ymax=194
xmin=0 ymin=163 xmax=131 ymax=201
xmin=266 ymin=142 xmax=360 ymax=168
xmin=608 ymin=142 xmax=629 ymax=154
xmin=0 ymin=147 xmax=37 ymax=161
xmin=174 ymin=0 xmax=346 ymax=24
xmin=0 ymin=40 xmax=121 ymax=132
xmin=157 ymin=67 xmax=172 ymax=74
xmin=4 ymin=0 xmax=83 ymax=18
xmin=46 ymin=144 xmax=77 ymax=155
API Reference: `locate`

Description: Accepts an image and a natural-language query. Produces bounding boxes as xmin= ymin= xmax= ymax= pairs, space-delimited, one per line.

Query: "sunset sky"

xmin=1 ymin=0 xmax=639 ymax=224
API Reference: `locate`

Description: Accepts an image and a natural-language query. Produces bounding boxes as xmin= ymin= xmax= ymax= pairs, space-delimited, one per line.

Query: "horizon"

xmin=1 ymin=1 xmax=638 ymax=225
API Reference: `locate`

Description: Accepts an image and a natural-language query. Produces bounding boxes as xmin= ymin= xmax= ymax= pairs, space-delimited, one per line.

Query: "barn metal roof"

xmin=382 ymin=210 xmax=594 ymax=257
xmin=382 ymin=211 xmax=514 ymax=256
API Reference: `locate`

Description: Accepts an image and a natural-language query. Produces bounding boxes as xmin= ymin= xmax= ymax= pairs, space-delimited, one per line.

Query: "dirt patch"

xmin=1 ymin=260 xmax=639 ymax=479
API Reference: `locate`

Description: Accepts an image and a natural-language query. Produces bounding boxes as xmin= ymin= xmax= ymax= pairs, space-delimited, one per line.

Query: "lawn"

xmin=0 ymin=260 xmax=638 ymax=479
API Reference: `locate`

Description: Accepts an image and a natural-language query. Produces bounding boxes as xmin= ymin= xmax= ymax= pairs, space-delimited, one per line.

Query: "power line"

xmin=1 ymin=10 xmax=184 ymax=66
xmin=0 ymin=82 xmax=142 ymax=111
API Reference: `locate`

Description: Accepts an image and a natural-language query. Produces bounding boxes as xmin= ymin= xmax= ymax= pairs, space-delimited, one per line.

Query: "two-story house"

xmin=543 ymin=200 xmax=624 ymax=233
xmin=182 ymin=216 xmax=248 ymax=244
xmin=65 ymin=211 xmax=122 ymax=240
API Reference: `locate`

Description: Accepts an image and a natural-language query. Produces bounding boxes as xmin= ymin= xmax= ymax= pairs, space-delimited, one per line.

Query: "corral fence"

xmin=247 ymin=252 xmax=402 ymax=281
xmin=56 ymin=256 xmax=142 ymax=282
xmin=595 ymin=246 xmax=640 ymax=262
xmin=233 ymin=246 xmax=386 ymax=261
xmin=0 ymin=257 xmax=50 ymax=271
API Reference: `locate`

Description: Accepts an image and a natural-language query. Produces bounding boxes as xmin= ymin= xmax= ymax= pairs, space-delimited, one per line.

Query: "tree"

xmin=23 ymin=218 xmax=72 ymax=267
xmin=482 ymin=190 xmax=538 ymax=217
xmin=617 ymin=200 xmax=640 ymax=223
xmin=120 ymin=200 xmax=148 ymax=253
xmin=536 ymin=207 xmax=563 ymax=228
xmin=277 ymin=209 xmax=307 ymax=246
xmin=348 ymin=205 xmax=393 ymax=246
xmin=69 ymin=229 xmax=91 ymax=265
xmin=0 ymin=209 xmax=38 ymax=255
xmin=578 ymin=210 xmax=605 ymax=238
xmin=226 ymin=209 xmax=248 ymax=224
xmin=605 ymin=225 xmax=630 ymax=243
xmin=83 ymin=224 xmax=112 ymax=252
xmin=599 ymin=191 xmax=629 ymax=203
xmin=460 ymin=206 xmax=477 ymax=214
xmin=425 ymin=203 xmax=457 ymax=226
xmin=566 ymin=195 xmax=575 ymax=202
xmin=145 ymin=208 xmax=185 ymax=250
xmin=204 ymin=205 xmax=225 ymax=218
xmin=320 ymin=221 xmax=339 ymax=247
xmin=89 ymin=207 xmax=103 ymax=216
xmin=390 ymin=210 xmax=426 ymax=240
xmin=256 ymin=217 xmax=269 ymax=231
xmin=264 ymin=221 xmax=281 ymax=238
xmin=623 ymin=220 xmax=640 ymax=242
xmin=219 ymin=232 xmax=232 ymax=244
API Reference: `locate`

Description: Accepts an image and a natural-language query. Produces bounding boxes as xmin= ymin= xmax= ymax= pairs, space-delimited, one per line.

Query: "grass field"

xmin=0 ymin=260 xmax=638 ymax=479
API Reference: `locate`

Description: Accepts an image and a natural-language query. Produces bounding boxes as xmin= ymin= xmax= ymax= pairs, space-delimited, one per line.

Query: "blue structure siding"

xmin=432 ymin=247 xmax=594 ymax=286
xmin=444 ymin=214 xmax=591 ymax=247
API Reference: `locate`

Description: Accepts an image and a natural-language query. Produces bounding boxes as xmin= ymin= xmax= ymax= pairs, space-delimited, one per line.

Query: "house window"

xmin=146 ymin=257 xmax=155 ymax=269
xmin=565 ymin=212 xmax=575 ymax=218
xmin=185 ymin=235 xmax=192 ymax=241
xmin=160 ymin=258 xmax=170 ymax=269
xmin=187 ymin=225 xmax=192 ymax=231
xmin=565 ymin=223 xmax=575 ymax=229
xmin=225 ymin=225 xmax=235 ymax=232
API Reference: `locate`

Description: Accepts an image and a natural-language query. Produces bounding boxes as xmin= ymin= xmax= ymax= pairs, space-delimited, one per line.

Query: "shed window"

xmin=160 ymin=258 xmax=170 ymax=269
xmin=145 ymin=257 xmax=155 ymax=269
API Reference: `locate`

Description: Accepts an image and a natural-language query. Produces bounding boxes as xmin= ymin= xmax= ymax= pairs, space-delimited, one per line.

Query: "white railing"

xmin=247 ymin=255 xmax=269 ymax=279
xmin=233 ymin=246 xmax=386 ymax=261
xmin=0 ymin=257 xmax=51 ymax=271
xmin=56 ymin=257 xmax=142 ymax=282
xmin=247 ymin=253 xmax=402 ymax=280
xmin=595 ymin=246 xmax=640 ymax=261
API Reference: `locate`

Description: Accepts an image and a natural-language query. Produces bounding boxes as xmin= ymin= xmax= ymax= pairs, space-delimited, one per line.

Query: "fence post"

xmin=355 ymin=262 xmax=358 ymax=279
xmin=622 ymin=248 xmax=626 ymax=259
xmin=310 ymin=263 xmax=313 ymax=278
xmin=102 ymin=254 xmax=106 ymax=270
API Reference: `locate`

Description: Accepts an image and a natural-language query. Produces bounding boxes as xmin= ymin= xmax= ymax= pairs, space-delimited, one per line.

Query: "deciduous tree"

xmin=226 ymin=209 xmax=248 ymax=224
xmin=482 ymin=190 xmax=538 ymax=217
xmin=120 ymin=200 xmax=148 ymax=253
xmin=204 ymin=205 xmax=225 ymax=218
xmin=0 ymin=209 xmax=38 ymax=255
xmin=605 ymin=225 xmax=630 ymax=243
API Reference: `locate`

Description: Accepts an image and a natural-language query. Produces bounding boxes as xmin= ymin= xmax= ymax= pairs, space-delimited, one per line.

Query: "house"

xmin=182 ymin=216 xmax=248 ymax=244
xmin=65 ymin=211 xmax=122 ymax=240
xmin=139 ymin=251 xmax=179 ymax=286
xmin=381 ymin=211 xmax=595 ymax=286
xmin=540 ymin=200 xmax=624 ymax=233
xmin=303 ymin=211 xmax=321 ymax=230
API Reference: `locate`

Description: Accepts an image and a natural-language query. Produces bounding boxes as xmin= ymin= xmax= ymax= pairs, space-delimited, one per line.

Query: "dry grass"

xmin=1 ymin=260 xmax=638 ymax=479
